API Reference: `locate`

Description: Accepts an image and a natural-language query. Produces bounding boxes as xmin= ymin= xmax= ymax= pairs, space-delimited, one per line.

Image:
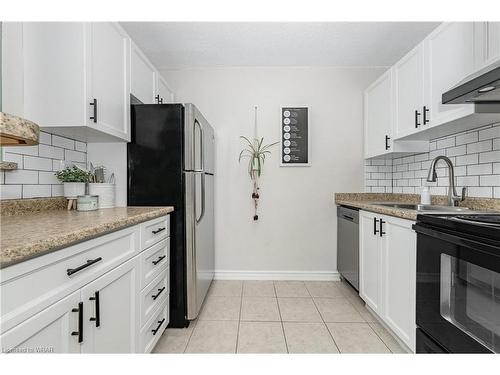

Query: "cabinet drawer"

xmin=1 ymin=226 xmax=139 ymax=333
xmin=140 ymin=215 xmax=170 ymax=250
xmin=140 ymin=238 xmax=169 ymax=289
xmin=140 ymin=269 xmax=169 ymax=328
xmin=141 ymin=297 xmax=169 ymax=353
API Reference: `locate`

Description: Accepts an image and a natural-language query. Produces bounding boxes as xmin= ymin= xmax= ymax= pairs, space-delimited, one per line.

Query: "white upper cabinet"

xmin=157 ymin=75 xmax=175 ymax=104
xmin=394 ymin=43 xmax=426 ymax=138
xmin=364 ymin=69 xmax=393 ymax=159
xmin=2 ymin=22 xmax=131 ymax=142
xmin=474 ymin=22 xmax=500 ymax=70
xmin=87 ymin=23 xmax=131 ymax=140
xmin=131 ymin=42 xmax=157 ymax=104
xmin=424 ymin=22 xmax=475 ymax=128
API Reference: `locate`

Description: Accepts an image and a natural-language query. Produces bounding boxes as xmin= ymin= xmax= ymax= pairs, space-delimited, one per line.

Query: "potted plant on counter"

xmin=55 ymin=166 xmax=92 ymax=209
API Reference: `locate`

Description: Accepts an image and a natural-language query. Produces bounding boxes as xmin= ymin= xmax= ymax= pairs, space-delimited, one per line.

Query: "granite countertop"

xmin=334 ymin=193 xmax=500 ymax=221
xmin=0 ymin=206 xmax=174 ymax=268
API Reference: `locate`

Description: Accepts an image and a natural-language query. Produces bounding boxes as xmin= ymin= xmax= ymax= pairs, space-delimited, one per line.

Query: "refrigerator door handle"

xmin=194 ymin=119 xmax=205 ymax=172
xmin=197 ymin=173 xmax=206 ymax=223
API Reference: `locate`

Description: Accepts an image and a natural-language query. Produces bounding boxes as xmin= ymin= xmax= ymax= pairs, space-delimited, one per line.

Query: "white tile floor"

xmin=153 ymin=280 xmax=406 ymax=354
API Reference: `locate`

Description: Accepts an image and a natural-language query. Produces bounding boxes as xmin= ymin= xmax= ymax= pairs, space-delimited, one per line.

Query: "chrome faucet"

xmin=427 ymin=155 xmax=467 ymax=206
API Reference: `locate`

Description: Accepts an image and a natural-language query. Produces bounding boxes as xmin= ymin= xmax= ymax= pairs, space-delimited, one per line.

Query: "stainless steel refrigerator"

xmin=127 ymin=103 xmax=215 ymax=327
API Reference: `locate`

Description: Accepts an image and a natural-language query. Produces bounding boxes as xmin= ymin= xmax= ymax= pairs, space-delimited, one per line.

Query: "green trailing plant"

xmin=239 ymin=136 xmax=279 ymax=221
xmin=54 ymin=166 xmax=93 ymax=183
xmin=238 ymin=136 xmax=279 ymax=179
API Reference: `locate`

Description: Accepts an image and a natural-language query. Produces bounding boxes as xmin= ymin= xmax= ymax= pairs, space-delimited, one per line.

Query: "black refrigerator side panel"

xmin=127 ymin=104 xmax=189 ymax=327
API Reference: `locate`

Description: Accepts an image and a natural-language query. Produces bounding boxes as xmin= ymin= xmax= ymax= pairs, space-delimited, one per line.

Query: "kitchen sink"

xmin=374 ymin=203 xmax=470 ymax=212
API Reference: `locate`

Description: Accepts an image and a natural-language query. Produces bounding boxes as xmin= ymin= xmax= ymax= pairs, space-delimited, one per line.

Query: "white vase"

xmin=63 ymin=182 xmax=86 ymax=198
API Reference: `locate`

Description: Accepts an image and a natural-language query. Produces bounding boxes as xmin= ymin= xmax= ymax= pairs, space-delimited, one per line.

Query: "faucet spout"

xmin=426 ymin=155 xmax=466 ymax=206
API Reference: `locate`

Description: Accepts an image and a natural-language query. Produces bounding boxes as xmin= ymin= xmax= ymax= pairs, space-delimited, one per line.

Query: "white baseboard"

xmin=213 ymin=270 xmax=340 ymax=281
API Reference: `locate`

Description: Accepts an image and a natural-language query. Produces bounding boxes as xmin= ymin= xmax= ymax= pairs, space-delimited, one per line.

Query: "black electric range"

xmin=413 ymin=213 xmax=500 ymax=353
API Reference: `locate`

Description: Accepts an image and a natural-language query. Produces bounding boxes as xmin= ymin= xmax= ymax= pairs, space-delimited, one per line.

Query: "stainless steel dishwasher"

xmin=337 ymin=206 xmax=359 ymax=291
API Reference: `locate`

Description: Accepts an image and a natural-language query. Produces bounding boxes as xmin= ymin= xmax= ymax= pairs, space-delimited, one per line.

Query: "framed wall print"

xmin=280 ymin=106 xmax=310 ymax=166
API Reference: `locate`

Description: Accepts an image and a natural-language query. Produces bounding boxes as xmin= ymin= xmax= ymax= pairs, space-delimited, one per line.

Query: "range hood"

xmin=442 ymin=61 xmax=500 ymax=108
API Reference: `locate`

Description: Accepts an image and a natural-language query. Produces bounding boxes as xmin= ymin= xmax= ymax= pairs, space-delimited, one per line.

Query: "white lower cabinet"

xmin=80 ymin=257 xmax=141 ymax=353
xmin=359 ymin=210 xmax=416 ymax=352
xmin=0 ymin=214 xmax=170 ymax=353
xmin=1 ymin=291 xmax=81 ymax=353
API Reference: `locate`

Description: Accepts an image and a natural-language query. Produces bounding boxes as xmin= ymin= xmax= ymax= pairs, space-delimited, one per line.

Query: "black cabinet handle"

xmin=152 ymin=255 xmax=166 ymax=266
xmin=415 ymin=110 xmax=421 ymax=128
xmin=90 ymin=99 xmax=97 ymax=123
xmin=423 ymin=106 xmax=429 ymax=124
xmin=385 ymin=135 xmax=391 ymax=150
xmin=71 ymin=302 xmax=83 ymax=343
xmin=155 ymin=94 xmax=160 ymax=104
xmin=373 ymin=217 xmax=379 ymax=235
xmin=89 ymin=291 xmax=100 ymax=327
xmin=151 ymin=318 xmax=165 ymax=335
xmin=152 ymin=287 xmax=166 ymax=301
xmin=67 ymin=257 xmax=102 ymax=276
xmin=159 ymin=98 xmax=163 ymax=104
xmin=379 ymin=219 xmax=386 ymax=237
xmin=152 ymin=227 xmax=166 ymax=235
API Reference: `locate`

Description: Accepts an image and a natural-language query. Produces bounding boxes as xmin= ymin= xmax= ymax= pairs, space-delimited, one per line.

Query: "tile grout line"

xmin=234 ymin=281 xmax=244 ymax=354
xmin=307 ymin=282 xmax=342 ymax=353
xmin=367 ymin=322 xmax=395 ymax=353
xmin=182 ymin=321 xmax=197 ymax=353
xmin=273 ymin=281 xmax=289 ymax=354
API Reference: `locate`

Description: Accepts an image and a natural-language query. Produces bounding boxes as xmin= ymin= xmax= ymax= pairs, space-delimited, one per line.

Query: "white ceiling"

xmin=121 ymin=22 xmax=440 ymax=68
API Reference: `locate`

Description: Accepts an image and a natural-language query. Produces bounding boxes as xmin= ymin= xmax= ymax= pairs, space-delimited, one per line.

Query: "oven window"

xmin=440 ymin=253 xmax=500 ymax=353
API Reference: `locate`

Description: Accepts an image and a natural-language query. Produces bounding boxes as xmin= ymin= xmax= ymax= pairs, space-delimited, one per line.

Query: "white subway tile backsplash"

xmin=39 ymin=144 xmax=65 ymax=159
xmin=52 ymin=135 xmax=75 ymax=150
xmin=22 ymin=185 xmax=52 ymax=199
xmin=5 ymin=170 xmax=38 ymax=184
xmin=23 ymin=156 xmax=53 ymax=171
xmin=480 ymin=174 xmax=500 ymax=186
xmin=467 ymin=140 xmax=492 ymax=154
xmin=478 ymin=127 xmax=500 ymax=141
xmin=0 ymin=185 xmax=22 ymax=199
xmin=1 ymin=131 xmax=87 ymax=200
xmin=64 ymin=149 xmax=86 ymax=163
xmin=365 ymin=123 xmax=500 ymax=199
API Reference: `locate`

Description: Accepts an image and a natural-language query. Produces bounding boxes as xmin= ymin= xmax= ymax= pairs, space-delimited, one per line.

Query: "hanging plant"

xmin=238 ymin=107 xmax=278 ymax=221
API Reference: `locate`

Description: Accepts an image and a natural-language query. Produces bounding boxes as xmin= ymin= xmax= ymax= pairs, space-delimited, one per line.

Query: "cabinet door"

xmin=0 ymin=291 xmax=81 ymax=353
xmin=474 ymin=22 xmax=500 ymax=69
xmin=87 ymin=22 xmax=130 ymax=140
xmin=157 ymin=75 xmax=175 ymax=104
xmin=359 ymin=211 xmax=383 ymax=313
xmin=424 ymin=22 xmax=475 ymax=127
xmin=80 ymin=257 xmax=140 ymax=353
xmin=394 ymin=43 xmax=425 ymax=138
xmin=131 ymin=43 xmax=157 ymax=104
xmin=23 ymin=22 xmax=86 ymax=127
xmin=381 ymin=216 xmax=416 ymax=352
xmin=364 ymin=70 xmax=393 ymax=158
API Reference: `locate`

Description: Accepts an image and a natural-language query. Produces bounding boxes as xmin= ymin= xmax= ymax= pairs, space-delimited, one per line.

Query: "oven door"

xmin=415 ymin=224 xmax=500 ymax=353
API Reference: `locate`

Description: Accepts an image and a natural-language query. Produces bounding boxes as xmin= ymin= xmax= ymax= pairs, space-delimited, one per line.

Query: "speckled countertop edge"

xmin=334 ymin=193 xmax=500 ymax=221
xmin=0 ymin=206 xmax=174 ymax=268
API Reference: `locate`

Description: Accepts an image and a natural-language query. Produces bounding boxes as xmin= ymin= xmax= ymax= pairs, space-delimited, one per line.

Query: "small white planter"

xmin=63 ymin=182 xmax=86 ymax=199
xmin=88 ymin=183 xmax=115 ymax=208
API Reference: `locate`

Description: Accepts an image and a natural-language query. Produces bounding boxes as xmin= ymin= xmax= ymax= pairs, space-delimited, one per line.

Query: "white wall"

xmin=162 ymin=67 xmax=383 ymax=279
